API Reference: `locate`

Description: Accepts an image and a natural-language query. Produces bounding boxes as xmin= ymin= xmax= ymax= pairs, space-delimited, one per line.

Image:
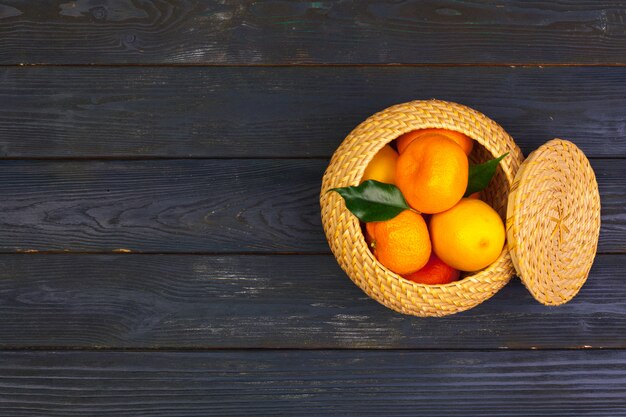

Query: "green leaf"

xmin=328 ymin=180 xmax=412 ymax=222
xmin=465 ymin=152 xmax=509 ymax=197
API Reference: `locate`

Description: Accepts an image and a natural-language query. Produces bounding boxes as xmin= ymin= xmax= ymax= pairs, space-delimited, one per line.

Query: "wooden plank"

xmin=0 ymin=159 xmax=323 ymax=253
xmin=0 ymin=254 xmax=623 ymax=349
xmin=0 ymin=159 xmax=620 ymax=254
xmin=2 ymin=66 xmax=626 ymax=158
xmin=3 ymin=1 xmax=626 ymax=64
xmin=1 ymin=350 xmax=625 ymax=416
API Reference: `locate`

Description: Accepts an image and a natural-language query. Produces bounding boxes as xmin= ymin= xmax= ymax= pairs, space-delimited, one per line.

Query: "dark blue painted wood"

xmin=1 ymin=350 xmax=625 ymax=416
xmin=2 ymin=66 xmax=626 ymax=158
xmin=0 ymin=254 xmax=622 ymax=349
xmin=2 ymin=1 xmax=626 ymax=64
xmin=2 ymin=3 xmax=626 ymax=415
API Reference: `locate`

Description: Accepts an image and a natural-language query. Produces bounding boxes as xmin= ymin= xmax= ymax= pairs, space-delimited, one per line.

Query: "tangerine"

xmin=395 ymin=134 xmax=468 ymax=214
xmin=366 ymin=210 xmax=431 ymax=275
xmin=361 ymin=145 xmax=398 ymax=184
xmin=397 ymin=128 xmax=474 ymax=155
xmin=430 ymin=198 xmax=505 ymax=272
xmin=403 ymin=253 xmax=460 ymax=285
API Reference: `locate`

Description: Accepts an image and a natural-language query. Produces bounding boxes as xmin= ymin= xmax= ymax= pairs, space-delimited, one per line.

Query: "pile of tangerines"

xmin=361 ymin=129 xmax=505 ymax=285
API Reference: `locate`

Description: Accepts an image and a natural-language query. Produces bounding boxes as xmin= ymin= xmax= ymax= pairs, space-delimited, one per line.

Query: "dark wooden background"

xmin=1 ymin=1 xmax=626 ymax=415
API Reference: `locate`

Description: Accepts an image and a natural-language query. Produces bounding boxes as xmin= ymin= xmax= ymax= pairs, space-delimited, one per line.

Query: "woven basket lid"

xmin=506 ymin=139 xmax=601 ymax=306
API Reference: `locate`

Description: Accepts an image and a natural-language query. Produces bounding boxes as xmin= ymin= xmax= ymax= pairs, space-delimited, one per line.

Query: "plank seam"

xmin=4 ymin=63 xmax=626 ymax=68
xmin=0 ymin=347 xmax=618 ymax=352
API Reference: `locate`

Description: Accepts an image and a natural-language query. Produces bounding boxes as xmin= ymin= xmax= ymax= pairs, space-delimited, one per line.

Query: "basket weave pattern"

xmin=320 ymin=100 xmax=525 ymax=316
xmin=506 ymin=139 xmax=601 ymax=306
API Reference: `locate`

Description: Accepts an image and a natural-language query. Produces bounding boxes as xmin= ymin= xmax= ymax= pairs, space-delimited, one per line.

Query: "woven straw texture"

xmin=506 ymin=139 xmax=601 ymax=306
xmin=320 ymin=100 xmax=524 ymax=317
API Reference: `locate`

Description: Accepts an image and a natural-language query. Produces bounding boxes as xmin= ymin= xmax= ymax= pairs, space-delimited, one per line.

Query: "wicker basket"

xmin=320 ymin=99 xmax=600 ymax=317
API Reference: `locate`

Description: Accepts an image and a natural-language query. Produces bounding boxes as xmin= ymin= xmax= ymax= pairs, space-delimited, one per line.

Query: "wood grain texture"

xmin=0 ymin=158 xmax=620 ymax=253
xmin=0 ymin=254 xmax=622 ymax=349
xmin=3 ymin=1 xmax=626 ymax=64
xmin=1 ymin=350 xmax=626 ymax=416
xmin=2 ymin=66 xmax=626 ymax=158
xmin=0 ymin=159 xmax=323 ymax=253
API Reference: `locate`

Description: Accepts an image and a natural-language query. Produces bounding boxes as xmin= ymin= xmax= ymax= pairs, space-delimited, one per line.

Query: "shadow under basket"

xmin=320 ymin=100 xmax=601 ymax=317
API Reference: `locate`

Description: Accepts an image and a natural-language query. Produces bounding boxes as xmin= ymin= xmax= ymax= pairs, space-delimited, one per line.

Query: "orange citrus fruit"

xmin=361 ymin=144 xmax=398 ymax=184
xmin=366 ymin=210 xmax=431 ymax=275
xmin=395 ymin=134 xmax=469 ymax=214
xmin=430 ymin=198 xmax=505 ymax=272
xmin=397 ymin=128 xmax=474 ymax=155
xmin=403 ymin=253 xmax=460 ymax=285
